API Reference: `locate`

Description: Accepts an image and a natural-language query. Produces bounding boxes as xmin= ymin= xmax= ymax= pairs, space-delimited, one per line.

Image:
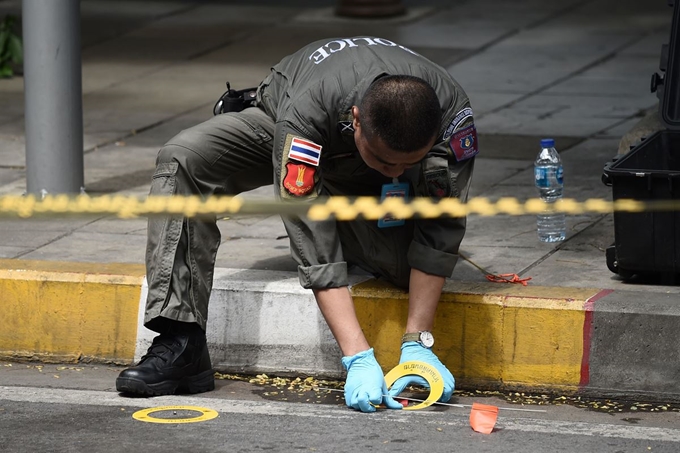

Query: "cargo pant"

xmin=143 ymin=107 xmax=424 ymax=333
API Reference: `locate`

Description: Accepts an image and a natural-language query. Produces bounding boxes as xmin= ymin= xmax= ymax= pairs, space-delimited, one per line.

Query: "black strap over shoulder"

xmin=213 ymin=82 xmax=258 ymax=115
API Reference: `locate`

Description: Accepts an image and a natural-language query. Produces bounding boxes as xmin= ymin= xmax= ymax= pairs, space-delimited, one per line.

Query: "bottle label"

xmin=556 ymin=166 xmax=564 ymax=185
xmin=535 ymin=166 xmax=563 ymax=188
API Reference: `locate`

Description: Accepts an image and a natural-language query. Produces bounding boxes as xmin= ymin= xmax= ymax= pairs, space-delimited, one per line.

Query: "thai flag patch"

xmin=288 ymin=137 xmax=322 ymax=167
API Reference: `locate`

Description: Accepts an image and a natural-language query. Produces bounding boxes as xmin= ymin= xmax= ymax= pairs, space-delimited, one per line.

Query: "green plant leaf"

xmin=0 ymin=29 xmax=9 ymax=53
xmin=8 ymin=35 xmax=21 ymax=64
xmin=0 ymin=15 xmax=22 ymax=69
xmin=0 ymin=64 xmax=13 ymax=78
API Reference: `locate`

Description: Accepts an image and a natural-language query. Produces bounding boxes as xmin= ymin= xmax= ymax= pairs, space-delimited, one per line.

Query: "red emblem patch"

xmin=449 ymin=124 xmax=479 ymax=162
xmin=283 ymin=162 xmax=316 ymax=196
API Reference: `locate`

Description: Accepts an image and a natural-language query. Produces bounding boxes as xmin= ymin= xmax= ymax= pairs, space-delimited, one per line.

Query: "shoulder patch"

xmin=443 ymin=107 xmax=474 ymax=140
xmin=283 ymin=162 xmax=316 ymax=196
xmin=337 ymin=111 xmax=355 ymax=136
xmin=287 ymin=137 xmax=322 ymax=167
xmin=449 ymin=124 xmax=478 ymax=162
xmin=338 ymin=121 xmax=355 ymax=136
xmin=425 ymin=168 xmax=450 ymax=198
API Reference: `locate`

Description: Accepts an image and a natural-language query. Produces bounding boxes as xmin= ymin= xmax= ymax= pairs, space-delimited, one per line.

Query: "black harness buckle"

xmin=213 ymin=82 xmax=258 ymax=115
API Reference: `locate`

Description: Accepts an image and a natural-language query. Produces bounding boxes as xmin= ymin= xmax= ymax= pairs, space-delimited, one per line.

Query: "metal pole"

xmin=22 ymin=0 xmax=84 ymax=195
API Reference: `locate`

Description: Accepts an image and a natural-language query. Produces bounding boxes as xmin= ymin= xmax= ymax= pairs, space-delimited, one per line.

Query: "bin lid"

xmin=657 ymin=1 xmax=680 ymax=130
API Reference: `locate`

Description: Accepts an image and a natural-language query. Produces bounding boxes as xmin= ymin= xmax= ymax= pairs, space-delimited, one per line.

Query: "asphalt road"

xmin=1 ymin=363 xmax=679 ymax=452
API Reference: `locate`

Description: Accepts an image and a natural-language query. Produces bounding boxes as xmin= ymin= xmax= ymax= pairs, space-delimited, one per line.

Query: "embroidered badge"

xmin=338 ymin=121 xmax=355 ymax=135
xmin=449 ymin=124 xmax=478 ymax=162
xmin=287 ymin=137 xmax=322 ymax=166
xmin=424 ymin=169 xmax=450 ymax=198
xmin=283 ymin=162 xmax=316 ymax=196
xmin=443 ymin=107 xmax=474 ymax=140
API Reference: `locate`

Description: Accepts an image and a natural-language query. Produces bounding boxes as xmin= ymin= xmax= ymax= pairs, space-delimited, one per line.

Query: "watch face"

xmin=420 ymin=331 xmax=435 ymax=348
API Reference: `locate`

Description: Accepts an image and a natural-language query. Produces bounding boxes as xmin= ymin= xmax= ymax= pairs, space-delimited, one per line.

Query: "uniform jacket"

xmin=257 ymin=36 xmax=477 ymax=289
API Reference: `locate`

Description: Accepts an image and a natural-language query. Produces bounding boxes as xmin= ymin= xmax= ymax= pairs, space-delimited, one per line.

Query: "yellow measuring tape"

xmin=0 ymin=193 xmax=674 ymax=219
xmin=384 ymin=360 xmax=444 ymax=411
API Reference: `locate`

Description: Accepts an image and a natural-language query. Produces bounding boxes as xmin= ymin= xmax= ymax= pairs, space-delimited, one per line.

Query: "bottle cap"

xmin=541 ymin=138 xmax=555 ymax=148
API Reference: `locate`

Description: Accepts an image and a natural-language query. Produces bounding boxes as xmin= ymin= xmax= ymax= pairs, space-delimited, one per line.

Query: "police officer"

xmin=116 ymin=36 xmax=477 ymax=413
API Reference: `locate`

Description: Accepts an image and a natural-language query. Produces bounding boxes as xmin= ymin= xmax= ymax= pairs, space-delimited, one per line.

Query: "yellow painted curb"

xmin=351 ymin=280 xmax=601 ymax=390
xmin=0 ymin=259 xmax=145 ymax=363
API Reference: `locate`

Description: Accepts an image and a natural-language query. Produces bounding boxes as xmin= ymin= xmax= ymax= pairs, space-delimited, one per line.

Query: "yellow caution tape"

xmin=0 ymin=193 xmax=674 ymax=220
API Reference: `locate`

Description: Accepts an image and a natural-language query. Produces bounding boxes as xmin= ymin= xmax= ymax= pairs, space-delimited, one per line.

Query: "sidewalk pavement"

xmin=1 ymin=0 xmax=679 ymax=402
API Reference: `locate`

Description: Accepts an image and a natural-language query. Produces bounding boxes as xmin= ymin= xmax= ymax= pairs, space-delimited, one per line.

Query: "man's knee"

xmin=149 ymin=141 xmax=207 ymax=197
xmin=156 ymin=141 xmax=203 ymax=168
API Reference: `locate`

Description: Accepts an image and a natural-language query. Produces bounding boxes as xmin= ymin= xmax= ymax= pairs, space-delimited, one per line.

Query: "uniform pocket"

xmin=150 ymin=162 xmax=179 ymax=195
xmin=233 ymin=110 xmax=273 ymax=144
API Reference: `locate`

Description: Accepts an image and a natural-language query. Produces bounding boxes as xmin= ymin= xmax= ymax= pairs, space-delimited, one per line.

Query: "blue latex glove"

xmin=341 ymin=348 xmax=403 ymax=413
xmin=387 ymin=341 xmax=455 ymax=403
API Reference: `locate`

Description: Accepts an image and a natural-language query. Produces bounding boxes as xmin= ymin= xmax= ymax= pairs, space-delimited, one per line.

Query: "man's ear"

xmin=351 ymin=105 xmax=360 ymax=130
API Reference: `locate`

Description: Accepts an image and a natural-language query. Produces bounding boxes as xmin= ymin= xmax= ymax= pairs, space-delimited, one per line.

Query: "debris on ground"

xmin=214 ymin=372 xmax=680 ymax=414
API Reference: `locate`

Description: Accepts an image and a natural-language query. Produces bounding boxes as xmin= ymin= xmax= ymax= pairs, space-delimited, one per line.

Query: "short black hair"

xmin=359 ymin=75 xmax=442 ymax=153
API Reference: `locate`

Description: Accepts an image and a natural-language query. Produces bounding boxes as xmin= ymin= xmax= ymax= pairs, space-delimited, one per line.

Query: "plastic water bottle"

xmin=534 ymin=138 xmax=566 ymax=242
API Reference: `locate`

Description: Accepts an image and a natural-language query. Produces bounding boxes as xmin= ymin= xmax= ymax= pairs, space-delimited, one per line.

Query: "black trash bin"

xmin=602 ymin=0 xmax=680 ymax=281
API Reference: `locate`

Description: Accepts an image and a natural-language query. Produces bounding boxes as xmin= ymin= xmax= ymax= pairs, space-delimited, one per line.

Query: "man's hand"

xmin=342 ymin=348 xmax=403 ymax=412
xmin=387 ymin=341 xmax=455 ymax=402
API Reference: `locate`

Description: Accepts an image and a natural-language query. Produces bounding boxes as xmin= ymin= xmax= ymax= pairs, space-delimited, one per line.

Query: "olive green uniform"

xmin=144 ymin=37 xmax=477 ymax=332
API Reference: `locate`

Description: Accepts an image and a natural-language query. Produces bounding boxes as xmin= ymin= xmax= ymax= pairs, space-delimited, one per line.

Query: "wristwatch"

xmin=401 ymin=331 xmax=435 ymax=348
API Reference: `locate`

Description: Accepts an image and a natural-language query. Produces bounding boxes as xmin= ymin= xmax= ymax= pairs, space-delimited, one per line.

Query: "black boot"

xmin=116 ymin=330 xmax=215 ymax=396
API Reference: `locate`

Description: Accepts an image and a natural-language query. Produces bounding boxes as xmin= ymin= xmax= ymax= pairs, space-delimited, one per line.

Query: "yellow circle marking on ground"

xmin=384 ymin=360 xmax=444 ymax=411
xmin=132 ymin=405 xmax=218 ymax=424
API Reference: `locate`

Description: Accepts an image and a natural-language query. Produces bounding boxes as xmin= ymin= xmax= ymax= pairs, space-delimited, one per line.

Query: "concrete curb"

xmin=0 ymin=259 xmax=145 ymax=363
xmin=2 ymin=259 xmax=680 ymax=401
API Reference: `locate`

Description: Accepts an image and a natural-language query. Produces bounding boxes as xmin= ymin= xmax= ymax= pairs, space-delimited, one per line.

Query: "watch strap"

xmin=401 ymin=332 xmax=422 ymax=343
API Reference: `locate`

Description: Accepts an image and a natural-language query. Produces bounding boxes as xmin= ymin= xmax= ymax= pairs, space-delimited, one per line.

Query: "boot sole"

xmin=116 ymin=369 xmax=215 ymax=396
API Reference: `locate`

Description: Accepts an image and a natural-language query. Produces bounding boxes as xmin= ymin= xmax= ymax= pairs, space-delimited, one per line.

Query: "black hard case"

xmin=602 ymin=1 xmax=680 ymax=280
